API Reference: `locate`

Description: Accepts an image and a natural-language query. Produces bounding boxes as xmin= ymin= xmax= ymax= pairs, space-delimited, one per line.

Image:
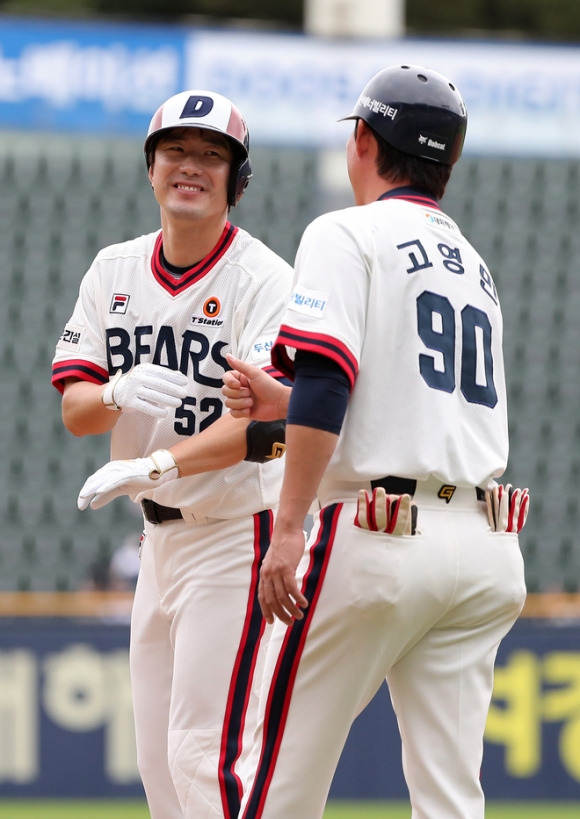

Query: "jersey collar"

xmin=377 ymin=186 xmax=441 ymax=210
xmin=151 ymin=222 xmax=238 ymax=296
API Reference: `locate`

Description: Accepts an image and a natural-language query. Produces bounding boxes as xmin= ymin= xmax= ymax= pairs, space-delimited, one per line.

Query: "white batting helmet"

xmin=145 ymin=90 xmax=252 ymax=206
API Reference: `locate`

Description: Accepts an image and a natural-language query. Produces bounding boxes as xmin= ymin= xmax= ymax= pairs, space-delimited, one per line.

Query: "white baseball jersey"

xmin=52 ymin=223 xmax=293 ymax=518
xmin=272 ymin=188 xmax=508 ymax=499
xmin=240 ymin=187 xmax=525 ymax=819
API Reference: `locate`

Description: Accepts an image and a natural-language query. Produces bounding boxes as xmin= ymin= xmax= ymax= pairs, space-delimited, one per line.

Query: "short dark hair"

xmin=361 ymin=121 xmax=453 ymax=200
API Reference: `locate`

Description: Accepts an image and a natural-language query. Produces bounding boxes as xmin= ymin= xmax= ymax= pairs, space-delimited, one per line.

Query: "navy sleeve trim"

xmin=286 ymin=351 xmax=350 ymax=435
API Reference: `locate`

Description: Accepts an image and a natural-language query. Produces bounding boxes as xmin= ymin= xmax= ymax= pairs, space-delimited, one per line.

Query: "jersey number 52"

xmin=174 ymin=396 xmax=223 ymax=435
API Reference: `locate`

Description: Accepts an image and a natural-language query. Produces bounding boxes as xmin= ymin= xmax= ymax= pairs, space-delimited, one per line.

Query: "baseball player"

xmin=51 ymin=90 xmax=293 ymax=819
xmin=222 ymin=66 xmax=528 ymax=819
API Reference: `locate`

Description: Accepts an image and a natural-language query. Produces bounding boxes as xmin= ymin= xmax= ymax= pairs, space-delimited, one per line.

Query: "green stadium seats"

xmin=444 ymin=158 xmax=580 ymax=593
xmin=0 ymin=130 xmax=578 ymax=592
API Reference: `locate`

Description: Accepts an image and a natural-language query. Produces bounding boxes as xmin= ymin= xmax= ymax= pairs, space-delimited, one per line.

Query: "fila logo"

xmin=110 ymin=294 xmax=130 ymax=314
xmin=438 ymin=485 xmax=456 ymax=504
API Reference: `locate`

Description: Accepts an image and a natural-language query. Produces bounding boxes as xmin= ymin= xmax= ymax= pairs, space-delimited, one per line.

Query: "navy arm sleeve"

xmin=286 ymin=350 xmax=351 ymax=435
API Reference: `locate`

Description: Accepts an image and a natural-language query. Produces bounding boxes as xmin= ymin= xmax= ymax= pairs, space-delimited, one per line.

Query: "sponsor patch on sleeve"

xmin=288 ymin=287 xmax=329 ymax=318
xmin=57 ymin=324 xmax=84 ymax=350
xmin=248 ymin=335 xmax=275 ymax=364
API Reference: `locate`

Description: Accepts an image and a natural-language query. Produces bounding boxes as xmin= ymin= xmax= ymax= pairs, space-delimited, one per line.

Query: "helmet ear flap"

xmin=229 ymin=156 xmax=253 ymax=207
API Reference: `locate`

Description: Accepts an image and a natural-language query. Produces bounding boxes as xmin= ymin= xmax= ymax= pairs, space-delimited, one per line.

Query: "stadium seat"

xmin=0 ymin=133 xmax=578 ymax=591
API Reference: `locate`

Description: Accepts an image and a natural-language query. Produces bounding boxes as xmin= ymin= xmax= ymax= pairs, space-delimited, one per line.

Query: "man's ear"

xmin=354 ymin=119 xmax=376 ymax=158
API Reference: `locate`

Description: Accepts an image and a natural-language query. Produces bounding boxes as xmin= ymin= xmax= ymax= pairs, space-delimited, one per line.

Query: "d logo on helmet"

xmin=180 ymin=96 xmax=214 ymax=120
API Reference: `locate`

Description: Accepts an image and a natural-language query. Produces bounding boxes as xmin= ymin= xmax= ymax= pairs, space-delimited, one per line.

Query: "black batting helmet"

xmin=341 ymin=65 xmax=467 ymax=166
xmin=145 ymin=90 xmax=253 ymax=206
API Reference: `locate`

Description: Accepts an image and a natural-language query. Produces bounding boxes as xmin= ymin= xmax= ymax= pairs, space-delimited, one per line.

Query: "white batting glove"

xmin=102 ymin=363 xmax=188 ymax=418
xmin=78 ymin=449 xmax=179 ymax=511
xmin=355 ymin=488 xmax=417 ymax=535
xmin=485 ymin=483 xmax=530 ymax=533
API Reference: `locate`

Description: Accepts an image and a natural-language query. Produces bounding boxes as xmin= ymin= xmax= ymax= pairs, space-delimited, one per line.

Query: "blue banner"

xmin=331 ymin=619 xmax=580 ymax=800
xmin=0 ymin=16 xmax=186 ymax=134
xmin=0 ymin=618 xmax=579 ymax=799
xmin=0 ymin=620 xmax=142 ymax=797
xmin=3 ymin=16 xmax=580 ymax=154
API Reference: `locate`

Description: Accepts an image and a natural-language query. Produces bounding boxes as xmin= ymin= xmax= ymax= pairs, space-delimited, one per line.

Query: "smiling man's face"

xmin=149 ymin=127 xmax=233 ymax=224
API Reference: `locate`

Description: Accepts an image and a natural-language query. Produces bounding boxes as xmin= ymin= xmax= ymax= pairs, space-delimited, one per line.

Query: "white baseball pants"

xmin=240 ymin=481 xmax=526 ymax=819
xmin=130 ymin=510 xmax=273 ymax=819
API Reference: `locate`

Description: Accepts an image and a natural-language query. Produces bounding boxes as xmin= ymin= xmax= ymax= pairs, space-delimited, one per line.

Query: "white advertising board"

xmin=1 ymin=17 xmax=579 ymax=156
xmin=186 ymin=30 xmax=580 ymax=156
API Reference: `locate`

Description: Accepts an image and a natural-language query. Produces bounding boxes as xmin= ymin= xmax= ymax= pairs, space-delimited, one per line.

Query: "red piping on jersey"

xmin=218 ymin=509 xmax=272 ymax=819
xmin=151 ymin=223 xmax=238 ymax=296
xmin=272 ymin=326 xmax=358 ymax=390
xmin=51 ymin=360 xmax=109 ymax=394
xmin=377 ymin=185 xmax=442 ymax=210
xmin=263 ymin=364 xmax=287 ymax=381
xmin=240 ymin=503 xmax=341 ymax=819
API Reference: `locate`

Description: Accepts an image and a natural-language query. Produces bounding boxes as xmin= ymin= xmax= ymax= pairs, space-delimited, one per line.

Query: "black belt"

xmin=142 ymin=499 xmax=183 ymax=525
xmin=370 ymin=476 xmax=486 ymax=502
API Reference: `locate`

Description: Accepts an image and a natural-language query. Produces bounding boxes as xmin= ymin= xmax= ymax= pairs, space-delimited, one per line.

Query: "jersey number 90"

xmin=417 ymin=290 xmax=497 ymax=409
